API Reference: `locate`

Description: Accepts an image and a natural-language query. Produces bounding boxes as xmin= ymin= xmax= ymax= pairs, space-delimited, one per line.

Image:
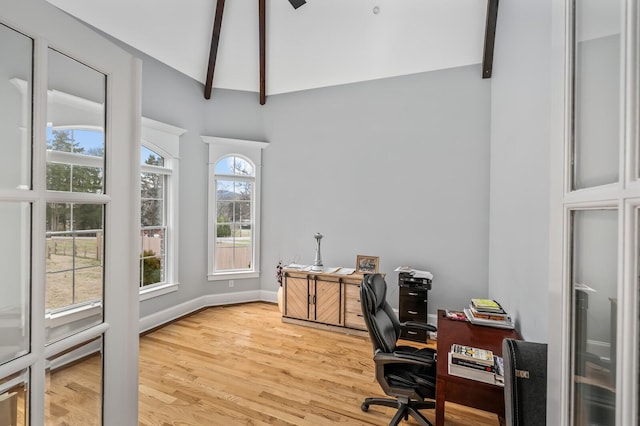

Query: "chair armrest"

xmin=374 ymin=351 xmax=435 ymax=368
xmin=400 ymin=321 xmax=437 ymax=333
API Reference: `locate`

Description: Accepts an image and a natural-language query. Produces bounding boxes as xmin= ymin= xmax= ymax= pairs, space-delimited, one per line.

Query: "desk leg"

xmin=436 ymin=378 xmax=446 ymax=426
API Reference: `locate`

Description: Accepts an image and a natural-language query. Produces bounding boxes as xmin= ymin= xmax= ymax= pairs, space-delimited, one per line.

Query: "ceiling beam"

xmin=482 ymin=0 xmax=499 ymax=79
xmin=204 ymin=0 xmax=226 ymax=99
xmin=259 ymin=0 xmax=266 ymax=105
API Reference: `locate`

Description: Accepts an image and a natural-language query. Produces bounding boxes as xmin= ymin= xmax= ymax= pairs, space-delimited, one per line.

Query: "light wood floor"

xmin=43 ymin=302 xmax=501 ymax=425
xmin=137 ymin=302 xmax=500 ymax=426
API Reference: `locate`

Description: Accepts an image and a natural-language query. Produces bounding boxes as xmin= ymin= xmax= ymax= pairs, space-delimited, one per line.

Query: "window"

xmin=139 ymin=118 xmax=185 ymax=300
xmin=214 ymin=155 xmax=254 ymax=272
xmin=140 ymin=146 xmax=168 ymax=287
xmin=203 ymin=136 xmax=268 ymax=280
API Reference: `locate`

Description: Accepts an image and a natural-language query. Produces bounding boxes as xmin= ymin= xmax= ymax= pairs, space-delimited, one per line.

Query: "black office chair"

xmin=359 ymin=273 xmax=438 ymax=426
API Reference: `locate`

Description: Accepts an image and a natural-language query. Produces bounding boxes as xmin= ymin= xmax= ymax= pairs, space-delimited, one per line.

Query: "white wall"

xmin=488 ymin=0 xmax=552 ymax=342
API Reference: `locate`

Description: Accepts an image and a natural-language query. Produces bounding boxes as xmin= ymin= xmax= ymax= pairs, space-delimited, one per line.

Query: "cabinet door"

xmin=284 ymin=276 xmax=309 ymax=320
xmin=313 ymin=279 xmax=342 ymax=326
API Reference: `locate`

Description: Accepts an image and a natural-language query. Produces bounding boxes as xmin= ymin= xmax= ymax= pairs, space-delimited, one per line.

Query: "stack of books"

xmin=464 ymin=299 xmax=515 ymax=329
xmin=447 ymin=344 xmax=503 ymax=386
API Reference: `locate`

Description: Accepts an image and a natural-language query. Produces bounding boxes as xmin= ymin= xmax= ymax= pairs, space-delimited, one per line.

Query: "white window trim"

xmin=202 ymin=136 xmax=268 ymax=281
xmin=139 ymin=117 xmax=185 ymax=300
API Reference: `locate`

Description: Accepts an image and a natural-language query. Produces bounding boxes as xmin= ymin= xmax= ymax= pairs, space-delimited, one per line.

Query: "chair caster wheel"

xmin=361 ymin=403 xmax=369 ymax=412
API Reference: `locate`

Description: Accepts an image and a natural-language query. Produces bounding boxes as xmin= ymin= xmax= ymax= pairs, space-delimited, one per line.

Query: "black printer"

xmin=398 ymin=272 xmax=432 ymax=290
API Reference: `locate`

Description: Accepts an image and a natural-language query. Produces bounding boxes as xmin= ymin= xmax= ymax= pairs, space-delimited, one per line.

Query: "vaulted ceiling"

xmin=45 ymin=0 xmax=489 ymax=97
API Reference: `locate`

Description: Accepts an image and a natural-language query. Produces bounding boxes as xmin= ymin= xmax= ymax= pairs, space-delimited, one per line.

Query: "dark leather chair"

xmin=359 ymin=273 xmax=437 ymax=426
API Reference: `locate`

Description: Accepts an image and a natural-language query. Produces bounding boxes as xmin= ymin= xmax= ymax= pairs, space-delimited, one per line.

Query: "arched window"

xmin=213 ymin=155 xmax=255 ymax=272
xmin=204 ymin=136 xmax=267 ymax=280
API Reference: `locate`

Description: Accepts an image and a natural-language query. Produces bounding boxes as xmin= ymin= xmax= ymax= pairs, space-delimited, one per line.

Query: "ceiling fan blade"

xmin=288 ymin=0 xmax=306 ymax=9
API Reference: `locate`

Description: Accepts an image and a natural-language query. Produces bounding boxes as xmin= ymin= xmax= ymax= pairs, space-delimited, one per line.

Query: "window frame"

xmin=139 ymin=117 xmax=185 ymax=300
xmin=202 ymin=136 xmax=267 ymax=281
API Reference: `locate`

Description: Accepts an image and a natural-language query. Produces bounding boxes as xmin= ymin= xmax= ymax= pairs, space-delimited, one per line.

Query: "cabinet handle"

xmin=408 ymin=310 xmax=418 ymax=315
xmin=408 ymin=292 xmax=419 ymax=296
xmin=312 ymin=295 xmax=316 ymax=304
xmin=357 ymin=314 xmax=363 ymax=318
xmin=407 ymin=331 xmax=418 ymax=335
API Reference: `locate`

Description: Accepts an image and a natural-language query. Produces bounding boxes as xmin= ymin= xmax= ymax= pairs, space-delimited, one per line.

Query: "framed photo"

xmin=356 ymin=255 xmax=379 ymax=274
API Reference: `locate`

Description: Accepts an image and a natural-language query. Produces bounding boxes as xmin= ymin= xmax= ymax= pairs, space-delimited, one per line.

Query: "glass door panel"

xmin=572 ymin=0 xmax=621 ymax=190
xmin=47 ymin=48 xmax=105 ymax=195
xmin=46 ymin=337 xmax=102 ymax=425
xmin=0 ymin=369 xmax=29 ymax=426
xmin=45 ymin=46 xmax=107 ymax=346
xmin=571 ymin=209 xmax=617 ymax=424
xmin=0 ymin=23 xmax=32 ymax=191
xmin=46 ymin=203 xmax=104 ymax=344
xmin=0 ymin=202 xmax=31 ymax=366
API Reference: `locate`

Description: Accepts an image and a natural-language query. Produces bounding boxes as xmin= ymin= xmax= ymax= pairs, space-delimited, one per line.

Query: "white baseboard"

xmin=139 ymin=290 xmax=439 ymax=337
xmin=427 ymin=313 xmax=438 ymax=327
xmin=139 ymin=290 xmax=278 ymax=333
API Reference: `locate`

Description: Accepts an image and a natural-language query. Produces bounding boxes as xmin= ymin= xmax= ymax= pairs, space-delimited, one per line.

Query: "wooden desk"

xmin=436 ymin=309 xmax=521 ymax=426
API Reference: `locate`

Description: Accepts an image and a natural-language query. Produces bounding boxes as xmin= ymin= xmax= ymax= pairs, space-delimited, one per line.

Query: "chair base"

xmin=361 ymin=396 xmax=434 ymax=426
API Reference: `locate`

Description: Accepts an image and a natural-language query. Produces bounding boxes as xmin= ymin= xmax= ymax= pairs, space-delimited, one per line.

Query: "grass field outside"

xmin=46 ymin=236 xmax=102 ymax=310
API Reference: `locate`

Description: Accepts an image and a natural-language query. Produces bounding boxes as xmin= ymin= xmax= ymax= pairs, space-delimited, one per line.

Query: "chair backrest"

xmin=503 ymin=339 xmax=548 ymax=426
xmin=360 ymin=274 xmax=402 ymax=354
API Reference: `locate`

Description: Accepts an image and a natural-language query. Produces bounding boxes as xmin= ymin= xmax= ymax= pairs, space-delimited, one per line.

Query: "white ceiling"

xmin=46 ymin=0 xmax=488 ymax=95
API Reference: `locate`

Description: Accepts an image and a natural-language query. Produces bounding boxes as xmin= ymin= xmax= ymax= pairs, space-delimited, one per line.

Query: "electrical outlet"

xmin=228 ymin=280 xmax=234 ymax=288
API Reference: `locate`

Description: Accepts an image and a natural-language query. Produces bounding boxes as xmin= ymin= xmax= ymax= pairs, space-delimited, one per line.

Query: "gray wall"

xmin=128 ymin=41 xmax=493 ymax=318
xmin=488 ymin=0 xmax=551 ymax=342
xmin=261 ymin=66 xmax=491 ymax=312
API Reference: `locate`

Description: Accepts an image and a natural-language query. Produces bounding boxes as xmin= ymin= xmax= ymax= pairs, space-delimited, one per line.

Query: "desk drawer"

xmin=401 ymin=326 xmax=427 ymax=342
xmin=399 ymin=301 xmax=427 ymax=322
xmin=399 ymin=287 xmax=428 ymax=322
xmin=399 ymin=287 xmax=428 ymax=302
xmin=344 ymin=283 xmax=366 ymax=330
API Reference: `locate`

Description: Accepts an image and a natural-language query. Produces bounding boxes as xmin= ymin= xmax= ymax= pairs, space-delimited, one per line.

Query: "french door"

xmin=550 ymin=0 xmax=639 ymax=424
xmin=0 ymin=1 xmax=139 ymax=424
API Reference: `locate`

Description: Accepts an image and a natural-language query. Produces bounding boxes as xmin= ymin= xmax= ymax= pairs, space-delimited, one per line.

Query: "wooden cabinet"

xmin=344 ymin=281 xmax=366 ymax=330
xmin=284 ymin=274 xmax=342 ymax=325
xmin=282 ymin=269 xmax=368 ymax=334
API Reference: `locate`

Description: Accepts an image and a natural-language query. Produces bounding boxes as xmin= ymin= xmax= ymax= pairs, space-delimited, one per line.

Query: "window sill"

xmin=46 ymin=301 xmax=102 ymax=328
xmin=208 ymin=271 xmax=259 ymax=281
xmin=139 ymin=282 xmax=179 ymax=301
